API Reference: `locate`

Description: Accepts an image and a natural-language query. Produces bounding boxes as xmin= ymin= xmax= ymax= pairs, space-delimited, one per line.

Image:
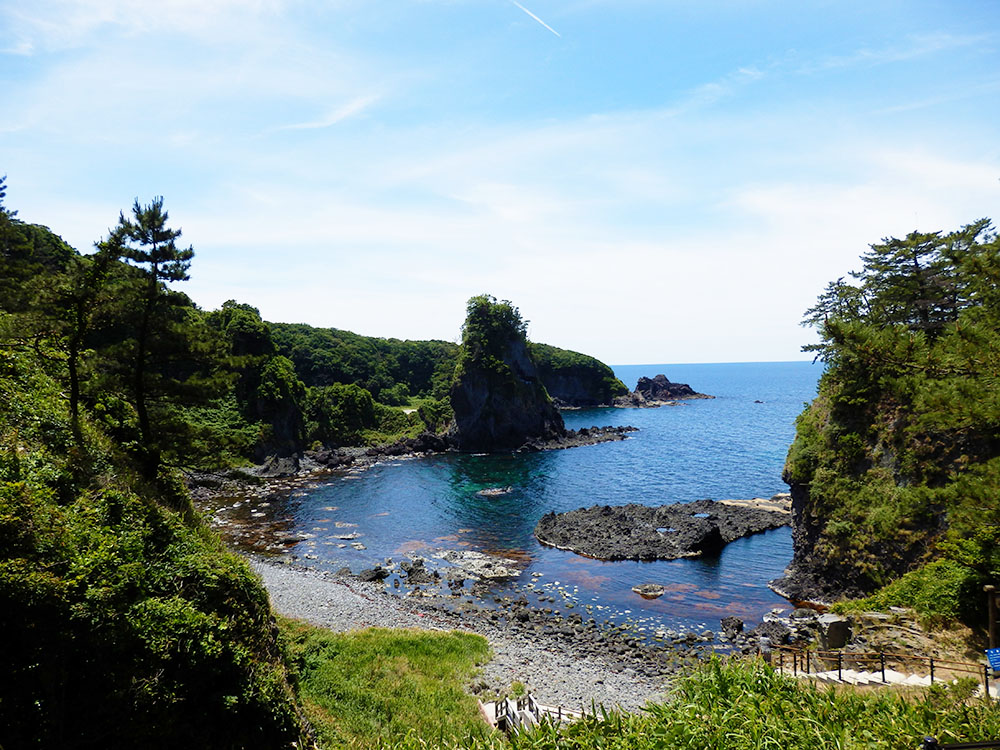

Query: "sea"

xmin=277 ymin=361 xmax=822 ymax=636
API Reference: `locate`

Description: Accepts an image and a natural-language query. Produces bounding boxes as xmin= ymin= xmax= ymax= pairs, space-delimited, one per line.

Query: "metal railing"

xmin=773 ymin=645 xmax=993 ymax=695
xmin=919 ymin=738 xmax=1000 ymax=749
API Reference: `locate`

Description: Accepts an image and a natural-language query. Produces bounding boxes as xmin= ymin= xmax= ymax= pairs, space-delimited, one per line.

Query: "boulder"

xmin=399 ymin=558 xmax=439 ymax=585
xmin=720 ymin=616 xmax=745 ymax=640
xmin=632 ymin=583 xmax=666 ymax=599
xmin=818 ymin=614 xmax=851 ymax=649
xmin=357 ymin=566 xmax=390 ymax=582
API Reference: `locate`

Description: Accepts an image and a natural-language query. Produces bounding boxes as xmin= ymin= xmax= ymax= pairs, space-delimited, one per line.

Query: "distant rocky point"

xmin=614 ymin=373 xmax=714 ymax=408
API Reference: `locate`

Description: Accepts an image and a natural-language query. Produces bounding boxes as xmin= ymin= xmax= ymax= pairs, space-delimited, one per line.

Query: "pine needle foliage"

xmin=787 ymin=218 xmax=1000 ymax=611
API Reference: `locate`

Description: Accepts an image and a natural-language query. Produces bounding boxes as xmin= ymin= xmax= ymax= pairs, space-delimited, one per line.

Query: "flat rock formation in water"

xmin=614 ymin=374 xmax=714 ymax=407
xmin=535 ymin=495 xmax=790 ymax=561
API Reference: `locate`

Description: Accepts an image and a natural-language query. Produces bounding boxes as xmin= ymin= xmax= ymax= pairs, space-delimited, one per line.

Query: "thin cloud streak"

xmin=274 ymin=94 xmax=380 ymax=131
xmin=510 ymin=1 xmax=561 ymax=38
xmin=799 ymin=32 xmax=988 ymax=74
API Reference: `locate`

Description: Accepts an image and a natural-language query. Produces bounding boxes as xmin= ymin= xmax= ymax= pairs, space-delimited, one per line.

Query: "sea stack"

xmin=448 ymin=295 xmax=565 ymax=452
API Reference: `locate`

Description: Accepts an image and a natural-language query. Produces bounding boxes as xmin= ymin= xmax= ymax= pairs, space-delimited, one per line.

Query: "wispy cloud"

xmin=800 ymin=32 xmax=988 ymax=74
xmin=509 ymin=1 xmax=561 ymax=38
xmin=274 ymin=94 xmax=380 ymax=132
xmin=1 ymin=38 xmax=34 ymax=55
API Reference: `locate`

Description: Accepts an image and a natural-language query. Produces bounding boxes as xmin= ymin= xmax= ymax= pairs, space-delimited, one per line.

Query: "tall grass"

xmin=279 ymin=618 xmax=1000 ymax=750
xmin=374 ymin=657 xmax=1000 ymax=750
xmin=280 ymin=619 xmax=495 ymax=749
xmin=499 ymin=658 xmax=1000 ymax=750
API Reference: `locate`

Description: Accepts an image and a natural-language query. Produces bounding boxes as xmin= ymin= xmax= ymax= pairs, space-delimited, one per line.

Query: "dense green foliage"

xmin=787 ymin=219 xmax=1000 ymax=610
xmin=831 ymin=560 xmax=979 ymax=621
xmin=456 ymin=295 xmax=528 ymax=378
xmin=271 ymin=322 xmax=459 ymax=402
xmin=281 ymin=620 xmax=493 ymax=749
xmin=0 ymin=346 xmax=307 ymax=748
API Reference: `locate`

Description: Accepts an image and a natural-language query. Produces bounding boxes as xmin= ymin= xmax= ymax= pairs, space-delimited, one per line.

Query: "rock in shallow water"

xmin=632 ymin=583 xmax=666 ymax=599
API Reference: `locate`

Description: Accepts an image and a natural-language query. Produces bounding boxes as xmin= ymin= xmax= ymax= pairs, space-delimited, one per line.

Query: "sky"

xmin=1 ymin=0 xmax=998 ymax=365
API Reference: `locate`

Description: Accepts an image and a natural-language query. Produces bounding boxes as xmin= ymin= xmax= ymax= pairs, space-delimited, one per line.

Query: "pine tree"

xmin=113 ymin=198 xmax=198 ymax=479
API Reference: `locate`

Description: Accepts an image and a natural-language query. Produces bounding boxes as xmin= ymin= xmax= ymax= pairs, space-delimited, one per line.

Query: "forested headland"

xmin=780 ymin=218 xmax=1000 ymax=621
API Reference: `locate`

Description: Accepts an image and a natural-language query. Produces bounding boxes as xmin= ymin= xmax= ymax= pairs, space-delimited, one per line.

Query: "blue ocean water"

xmin=284 ymin=361 xmax=822 ymax=633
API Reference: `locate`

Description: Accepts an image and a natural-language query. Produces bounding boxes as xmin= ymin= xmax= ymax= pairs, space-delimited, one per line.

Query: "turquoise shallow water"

xmin=285 ymin=361 xmax=822 ymax=633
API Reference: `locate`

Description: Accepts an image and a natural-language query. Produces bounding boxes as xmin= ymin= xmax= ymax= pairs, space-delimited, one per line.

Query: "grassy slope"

xmin=281 ymin=620 xmax=494 ymax=749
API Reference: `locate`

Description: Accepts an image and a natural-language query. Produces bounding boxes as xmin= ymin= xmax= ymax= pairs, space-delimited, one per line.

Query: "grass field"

xmin=280 ymin=620 xmax=495 ymax=748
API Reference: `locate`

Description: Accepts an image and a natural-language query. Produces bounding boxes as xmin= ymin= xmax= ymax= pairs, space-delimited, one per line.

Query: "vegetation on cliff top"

xmin=786 ymin=218 xmax=1000 ymax=617
xmin=528 ymin=342 xmax=628 ymax=406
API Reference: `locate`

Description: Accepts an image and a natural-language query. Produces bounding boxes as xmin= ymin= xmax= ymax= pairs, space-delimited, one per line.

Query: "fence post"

xmin=806 ymin=649 xmax=810 ymax=675
xmin=793 ymin=650 xmax=798 ymax=677
xmin=985 ymin=665 xmax=991 ymax=698
xmin=929 ymin=657 xmax=935 ymax=685
xmin=837 ymin=651 xmax=842 ymax=682
xmin=880 ymin=652 xmax=886 ymax=683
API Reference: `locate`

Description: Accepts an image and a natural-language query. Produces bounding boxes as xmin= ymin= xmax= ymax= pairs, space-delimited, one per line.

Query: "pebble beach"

xmin=252 ymin=558 xmax=672 ymax=713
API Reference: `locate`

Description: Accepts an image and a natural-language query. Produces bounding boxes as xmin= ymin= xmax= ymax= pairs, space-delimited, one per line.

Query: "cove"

xmin=282 ymin=361 xmax=822 ymax=635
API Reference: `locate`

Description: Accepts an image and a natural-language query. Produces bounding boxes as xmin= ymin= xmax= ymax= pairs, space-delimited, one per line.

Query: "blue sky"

xmin=2 ymin=0 xmax=998 ymax=364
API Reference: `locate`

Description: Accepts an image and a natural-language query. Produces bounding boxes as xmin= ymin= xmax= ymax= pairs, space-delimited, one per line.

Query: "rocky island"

xmin=535 ymin=496 xmax=790 ymax=561
xmin=447 ymin=295 xmax=635 ymax=453
xmin=614 ymin=373 xmax=714 ymax=407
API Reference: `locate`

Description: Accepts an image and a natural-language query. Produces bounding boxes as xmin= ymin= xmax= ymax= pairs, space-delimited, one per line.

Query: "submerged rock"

xmin=433 ymin=549 xmax=521 ymax=580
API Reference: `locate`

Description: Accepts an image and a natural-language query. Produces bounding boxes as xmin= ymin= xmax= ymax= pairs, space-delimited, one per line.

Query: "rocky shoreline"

xmin=250 ymin=555 xmax=801 ymax=712
xmin=188 ymin=425 xmax=637 ymax=491
xmin=534 ymin=496 xmax=791 ymax=561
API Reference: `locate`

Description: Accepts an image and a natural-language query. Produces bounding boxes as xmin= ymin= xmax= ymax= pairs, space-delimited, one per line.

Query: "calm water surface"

xmin=285 ymin=361 xmax=821 ymax=634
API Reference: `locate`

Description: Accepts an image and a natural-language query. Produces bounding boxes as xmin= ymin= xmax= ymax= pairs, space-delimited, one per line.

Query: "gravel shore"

xmin=252 ymin=558 xmax=671 ymax=713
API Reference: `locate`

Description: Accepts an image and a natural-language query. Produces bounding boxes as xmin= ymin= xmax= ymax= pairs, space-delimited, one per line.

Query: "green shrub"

xmin=832 ymin=559 xmax=979 ymax=621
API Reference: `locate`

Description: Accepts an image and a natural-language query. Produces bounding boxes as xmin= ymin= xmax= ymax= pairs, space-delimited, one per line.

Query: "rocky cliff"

xmin=448 ymin=296 xmax=565 ymax=452
xmin=528 ymin=343 xmax=629 ymax=407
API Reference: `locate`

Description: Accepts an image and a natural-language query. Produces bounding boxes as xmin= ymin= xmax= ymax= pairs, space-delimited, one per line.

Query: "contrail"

xmin=510 ymin=0 xmax=561 ymax=38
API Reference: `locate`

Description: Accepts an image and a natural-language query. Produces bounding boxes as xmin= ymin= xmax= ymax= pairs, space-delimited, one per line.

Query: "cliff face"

xmin=448 ymin=296 xmax=565 ymax=452
xmin=529 ymin=342 xmax=628 ymax=407
xmin=450 ymin=335 xmax=565 ymax=452
xmin=773 ymin=366 xmax=992 ymax=605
